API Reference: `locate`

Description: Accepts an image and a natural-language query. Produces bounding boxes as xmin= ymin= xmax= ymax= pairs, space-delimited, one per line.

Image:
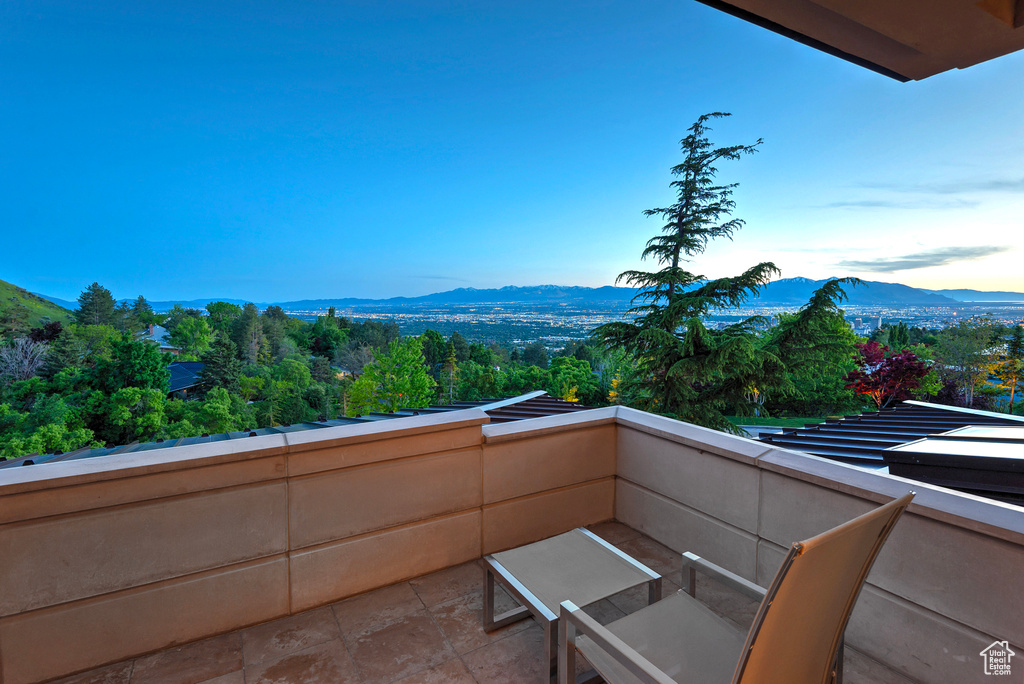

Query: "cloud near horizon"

xmin=816 ymin=198 xmax=979 ymax=210
xmin=860 ymin=176 xmax=1024 ymax=196
xmin=836 ymin=246 xmax=1010 ymax=273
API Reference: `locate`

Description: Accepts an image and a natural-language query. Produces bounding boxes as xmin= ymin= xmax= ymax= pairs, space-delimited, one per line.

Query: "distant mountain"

xmin=127 ymin=298 xmax=267 ymax=311
xmin=279 ymin=285 xmax=638 ymax=310
xmin=924 ymin=289 xmax=1024 ymax=302
xmin=34 ymin=293 xmax=77 ymax=309
xmin=758 ymin=278 xmax=958 ymax=306
xmin=277 ymin=280 xmax=964 ymax=309
xmin=28 ymin=278 xmax=1024 ymax=314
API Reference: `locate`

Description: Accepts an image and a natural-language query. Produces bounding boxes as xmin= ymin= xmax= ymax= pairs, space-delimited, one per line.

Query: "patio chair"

xmin=559 ymin=491 xmax=914 ymax=684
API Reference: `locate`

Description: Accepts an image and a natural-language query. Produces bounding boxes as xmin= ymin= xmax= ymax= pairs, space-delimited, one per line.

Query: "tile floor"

xmin=50 ymin=522 xmax=915 ymax=684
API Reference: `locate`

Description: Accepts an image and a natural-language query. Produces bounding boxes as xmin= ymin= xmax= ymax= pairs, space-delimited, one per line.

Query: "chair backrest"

xmin=733 ymin=492 xmax=914 ymax=684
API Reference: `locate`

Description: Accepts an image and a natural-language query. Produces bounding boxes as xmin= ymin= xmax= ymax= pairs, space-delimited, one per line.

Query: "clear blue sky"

xmin=4 ymin=0 xmax=1024 ymax=302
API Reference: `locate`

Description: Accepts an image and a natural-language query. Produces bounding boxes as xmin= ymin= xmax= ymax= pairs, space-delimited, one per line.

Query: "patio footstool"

xmin=483 ymin=527 xmax=662 ymax=675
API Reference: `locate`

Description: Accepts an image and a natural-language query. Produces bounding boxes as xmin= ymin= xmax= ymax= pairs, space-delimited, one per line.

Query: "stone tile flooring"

xmin=51 ymin=522 xmax=915 ymax=684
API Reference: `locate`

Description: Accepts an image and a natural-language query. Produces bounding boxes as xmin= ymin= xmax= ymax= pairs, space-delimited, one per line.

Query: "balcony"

xmin=1 ymin=405 xmax=1021 ymax=683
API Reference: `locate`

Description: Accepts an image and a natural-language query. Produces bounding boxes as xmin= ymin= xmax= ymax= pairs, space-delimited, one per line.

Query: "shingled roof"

xmin=167 ymin=361 xmax=205 ymax=394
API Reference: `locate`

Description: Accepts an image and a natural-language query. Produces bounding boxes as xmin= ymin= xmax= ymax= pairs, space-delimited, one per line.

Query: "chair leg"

xmin=648 ymin=576 xmax=663 ymax=604
xmin=559 ymin=613 xmax=576 ymax=684
xmin=483 ymin=564 xmax=529 ymax=631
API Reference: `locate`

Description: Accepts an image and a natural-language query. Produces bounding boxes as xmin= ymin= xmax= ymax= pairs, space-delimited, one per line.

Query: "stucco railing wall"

xmin=3 ymin=405 xmax=1024 ymax=683
xmin=613 ymin=406 xmax=1024 ymax=684
xmin=0 ymin=408 xmax=617 ymax=684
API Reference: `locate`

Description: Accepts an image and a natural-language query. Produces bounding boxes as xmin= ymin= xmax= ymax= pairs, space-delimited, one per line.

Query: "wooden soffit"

xmin=698 ymin=0 xmax=1024 ymax=80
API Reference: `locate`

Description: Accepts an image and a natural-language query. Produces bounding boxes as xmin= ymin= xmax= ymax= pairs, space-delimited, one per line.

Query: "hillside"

xmin=0 ymin=278 xmax=75 ymax=331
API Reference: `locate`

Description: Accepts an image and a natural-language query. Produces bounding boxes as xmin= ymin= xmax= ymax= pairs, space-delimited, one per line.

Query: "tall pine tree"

xmin=75 ymin=282 xmax=117 ymax=327
xmin=595 ymin=113 xmax=785 ymax=432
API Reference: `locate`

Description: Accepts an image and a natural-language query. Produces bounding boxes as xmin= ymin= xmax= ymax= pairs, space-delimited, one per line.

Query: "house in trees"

xmin=140 ymin=323 xmax=181 ymax=356
xmin=167 ymin=361 xmax=205 ymax=398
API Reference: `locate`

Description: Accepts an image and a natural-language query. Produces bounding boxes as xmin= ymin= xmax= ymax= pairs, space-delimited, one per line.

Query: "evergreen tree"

xmin=449 ymin=331 xmax=470 ymax=363
xmin=594 ymin=113 xmax=782 ymax=432
xmin=522 ymin=341 xmax=548 ymax=369
xmin=439 ymin=343 xmax=459 ymax=404
xmin=760 ymin=279 xmax=861 ymax=415
xmin=41 ymin=327 xmax=85 ymax=379
xmin=419 ymin=330 xmax=447 ymax=371
xmin=231 ymin=303 xmax=266 ymax=365
xmin=75 ymin=282 xmax=117 ymax=327
xmin=132 ymin=296 xmax=155 ymax=326
xmin=199 ymin=335 xmax=243 ymax=395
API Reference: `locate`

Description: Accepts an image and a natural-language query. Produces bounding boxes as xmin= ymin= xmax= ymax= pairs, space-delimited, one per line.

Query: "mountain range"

xmin=34 ymin=278 xmax=1024 ymax=313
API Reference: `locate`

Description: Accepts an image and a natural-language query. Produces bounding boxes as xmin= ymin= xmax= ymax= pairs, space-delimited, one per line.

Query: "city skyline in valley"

xmin=4 ymin=1 xmax=1024 ymax=302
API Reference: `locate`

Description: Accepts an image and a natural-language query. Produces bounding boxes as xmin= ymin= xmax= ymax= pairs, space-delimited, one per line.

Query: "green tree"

xmin=890 ymin=322 xmax=910 ymax=350
xmin=548 ymin=356 xmax=600 ymax=404
xmin=348 ymin=338 xmax=436 ymax=415
xmin=469 ymin=343 xmax=495 ymax=367
xmin=0 ymin=301 xmax=32 ymax=338
xmin=169 ymin=316 xmax=213 ymax=359
xmin=114 ymin=301 xmax=137 ymax=334
xmin=522 ymin=341 xmax=548 ymax=369
xmin=192 ymin=387 xmax=248 ymax=434
xmin=75 ymin=282 xmax=117 ymax=327
xmin=419 ymin=330 xmax=447 ymax=371
xmin=206 ymin=302 xmax=242 ymax=334
xmin=92 ymin=333 xmax=169 ymax=394
xmin=439 ymin=344 xmax=459 ymax=403
xmin=131 ymin=296 xmax=156 ymax=327
xmin=103 ymin=387 xmax=166 ymax=443
xmin=239 ymin=374 xmax=266 ymax=402
xmin=449 ymin=332 xmax=471 ymax=363
xmin=594 ymin=113 xmax=782 ymax=432
xmin=162 ymin=304 xmax=203 ymax=333
xmin=232 ymin=303 xmax=266 ymax=365
xmin=993 ymin=325 xmax=1024 ymax=412
xmin=503 ymin=365 xmax=550 ymax=396
xmin=935 ymin=318 xmax=996 ymax=407
xmin=310 ymin=314 xmax=347 ymax=358
xmin=198 ymin=335 xmax=243 ymax=395
xmin=71 ymin=323 xmax=118 ymax=363
xmin=310 ymin=356 xmax=336 ymax=384
xmin=458 ymin=361 xmax=501 ymax=401
xmin=760 ymin=279 xmax=861 ymax=416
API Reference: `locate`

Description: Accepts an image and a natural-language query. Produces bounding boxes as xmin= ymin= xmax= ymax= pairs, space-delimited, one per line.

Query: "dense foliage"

xmin=0 ymin=286 xmax=628 ymax=458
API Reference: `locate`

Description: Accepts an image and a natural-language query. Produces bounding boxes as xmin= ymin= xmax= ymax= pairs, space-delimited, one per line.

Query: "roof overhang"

xmin=697 ymin=0 xmax=1024 ymax=80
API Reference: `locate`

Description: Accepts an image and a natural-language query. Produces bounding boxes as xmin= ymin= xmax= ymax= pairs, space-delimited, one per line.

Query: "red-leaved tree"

xmin=845 ymin=341 xmax=929 ymax=409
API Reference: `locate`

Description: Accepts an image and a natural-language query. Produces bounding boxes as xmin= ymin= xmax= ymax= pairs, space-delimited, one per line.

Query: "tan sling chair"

xmin=559 ymin=492 xmax=914 ymax=684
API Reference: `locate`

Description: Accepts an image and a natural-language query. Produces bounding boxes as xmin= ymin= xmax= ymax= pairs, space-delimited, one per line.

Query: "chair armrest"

xmin=682 ymin=552 xmax=766 ymax=602
xmin=559 ymin=601 xmax=676 ymax=684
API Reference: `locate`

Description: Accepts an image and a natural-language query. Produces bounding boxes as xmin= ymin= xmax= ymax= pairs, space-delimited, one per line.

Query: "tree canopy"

xmin=594 ymin=113 xmax=785 ymax=432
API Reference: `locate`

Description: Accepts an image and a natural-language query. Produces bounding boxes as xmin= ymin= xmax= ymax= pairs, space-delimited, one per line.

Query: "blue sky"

xmin=3 ymin=1 xmax=1024 ymax=302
